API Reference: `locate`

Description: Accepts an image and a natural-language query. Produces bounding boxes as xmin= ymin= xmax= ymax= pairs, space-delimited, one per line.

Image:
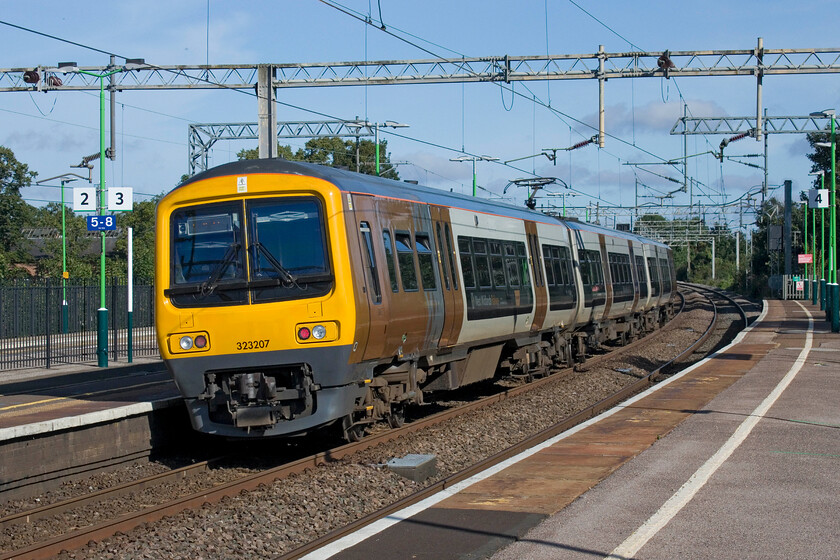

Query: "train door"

xmin=525 ymin=221 xmax=548 ymax=333
xmin=378 ymin=198 xmax=441 ymax=358
xmin=429 ymin=205 xmax=464 ymax=348
xmin=628 ymin=240 xmax=640 ymax=313
xmin=348 ymin=193 xmax=388 ymax=361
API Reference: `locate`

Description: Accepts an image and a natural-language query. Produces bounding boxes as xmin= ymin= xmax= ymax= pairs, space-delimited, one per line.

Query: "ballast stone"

xmin=386 ymin=453 xmax=437 ymax=483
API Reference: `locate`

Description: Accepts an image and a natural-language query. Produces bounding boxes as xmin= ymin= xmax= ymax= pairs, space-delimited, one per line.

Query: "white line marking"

xmin=605 ymin=301 xmax=812 ymax=559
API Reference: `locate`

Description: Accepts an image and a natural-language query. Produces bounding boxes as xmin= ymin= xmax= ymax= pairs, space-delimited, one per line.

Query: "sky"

xmin=2 ymin=0 xmax=839 ymax=231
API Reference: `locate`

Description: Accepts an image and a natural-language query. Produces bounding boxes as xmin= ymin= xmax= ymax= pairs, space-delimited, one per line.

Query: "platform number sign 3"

xmin=809 ymin=188 xmax=830 ymax=209
xmin=72 ymin=186 xmax=97 ymax=212
xmin=108 ymin=187 xmax=133 ymax=211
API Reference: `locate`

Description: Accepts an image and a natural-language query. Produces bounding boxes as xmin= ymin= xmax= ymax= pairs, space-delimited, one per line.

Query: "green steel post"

xmin=78 ymin=66 xmax=122 ymax=367
xmin=375 ymin=123 xmax=380 ymax=176
xmin=60 ymin=179 xmax=69 ymax=333
xmin=813 ymin=202 xmax=818 ymax=305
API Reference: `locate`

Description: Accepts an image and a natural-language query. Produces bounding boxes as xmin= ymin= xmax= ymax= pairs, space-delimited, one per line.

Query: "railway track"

xmin=0 ymin=286 xmax=750 ymax=559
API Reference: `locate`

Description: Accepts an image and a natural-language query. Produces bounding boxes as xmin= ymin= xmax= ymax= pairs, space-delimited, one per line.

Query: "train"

xmin=154 ymin=159 xmax=676 ymax=440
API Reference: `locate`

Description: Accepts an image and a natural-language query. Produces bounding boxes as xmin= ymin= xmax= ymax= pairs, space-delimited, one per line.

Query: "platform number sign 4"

xmin=108 ymin=187 xmax=133 ymax=211
xmin=72 ymin=186 xmax=97 ymax=212
xmin=809 ymin=188 xmax=830 ymax=209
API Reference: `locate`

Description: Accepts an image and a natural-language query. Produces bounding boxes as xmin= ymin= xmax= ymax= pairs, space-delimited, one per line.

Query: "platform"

xmin=311 ymin=299 xmax=840 ymax=560
xmin=0 ymin=358 xmax=186 ymax=500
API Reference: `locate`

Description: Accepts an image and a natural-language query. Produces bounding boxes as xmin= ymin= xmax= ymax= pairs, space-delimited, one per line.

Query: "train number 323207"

xmin=236 ymin=339 xmax=270 ymax=351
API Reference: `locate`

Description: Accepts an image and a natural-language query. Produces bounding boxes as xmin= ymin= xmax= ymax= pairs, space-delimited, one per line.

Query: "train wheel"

xmin=341 ymin=415 xmax=365 ymax=442
xmin=387 ymin=405 xmax=405 ymax=429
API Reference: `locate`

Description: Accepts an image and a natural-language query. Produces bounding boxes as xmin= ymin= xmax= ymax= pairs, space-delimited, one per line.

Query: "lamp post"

xmin=59 ymin=59 xmax=144 ymax=365
xmin=36 ymin=173 xmax=90 ymax=333
xmin=814 ymin=108 xmax=839 ymax=331
xmin=450 ymin=155 xmax=500 ymax=197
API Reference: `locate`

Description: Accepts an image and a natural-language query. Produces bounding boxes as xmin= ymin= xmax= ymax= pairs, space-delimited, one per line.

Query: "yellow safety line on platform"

xmin=0 ymin=380 xmax=168 ymax=412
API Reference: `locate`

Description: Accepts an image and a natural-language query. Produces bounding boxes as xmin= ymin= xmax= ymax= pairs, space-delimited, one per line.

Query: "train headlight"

xmin=295 ymin=321 xmax=339 ymax=343
xmin=168 ymin=331 xmax=210 ymax=354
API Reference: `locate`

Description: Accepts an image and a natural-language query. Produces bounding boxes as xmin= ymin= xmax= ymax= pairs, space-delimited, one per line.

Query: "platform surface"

xmin=315 ymin=299 xmax=840 ymax=560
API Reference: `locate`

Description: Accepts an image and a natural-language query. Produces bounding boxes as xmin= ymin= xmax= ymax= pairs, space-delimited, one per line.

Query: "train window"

xmin=360 ymin=222 xmax=381 ymax=304
xmin=635 ymin=255 xmax=648 ymax=299
xmin=473 ymin=241 xmax=492 ymax=288
xmin=659 ymin=258 xmax=672 ymax=293
xmin=579 ymin=249 xmax=606 ymax=307
xmin=170 ymin=201 xmax=248 ymax=306
xmin=382 ymin=230 xmax=399 ymax=292
xmin=608 ymin=252 xmax=633 ymax=303
xmin=491 ymin=254 xmax=506 ymax=289
xmin=542 ymin=244 xmax=576 ymax=310
xmin=246 ymin=198 xmax=332 ymax=303
xmin=416 ymin=233 xmax=437 ymax=291
xmin=395 ymin=231 xmax=419 ymax=291
xmin=647 ymin=256 xmax=661 ymax=297
xmin=458 ymin=237 xmax=476 ymax=289
xmin=459 ymin=235 xmax=533 ymax=320
xmin=446 ymin=225 xmax=458 ymax=290
xmin=435 ymin=224 xmax=450 ymax=290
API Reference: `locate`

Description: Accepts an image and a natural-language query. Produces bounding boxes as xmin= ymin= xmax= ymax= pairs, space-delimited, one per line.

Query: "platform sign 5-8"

xmin=86 ymin=215 xmax=116 ymax=231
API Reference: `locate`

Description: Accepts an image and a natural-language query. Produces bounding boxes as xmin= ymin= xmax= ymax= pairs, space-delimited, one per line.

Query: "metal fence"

xmin=0 ymin=278 xmax=159 ymax=372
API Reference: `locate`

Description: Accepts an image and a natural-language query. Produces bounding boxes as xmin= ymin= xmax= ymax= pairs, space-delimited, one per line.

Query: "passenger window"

xmin=395 ymin=232 xmax=418 ymax=291
xmin=416 ymin=233 xmax=437 ymax=291
xmin=360 ymin=222 xmax=381 ymax=303
xmin=382 ymin=230 xmax=399 ymax=292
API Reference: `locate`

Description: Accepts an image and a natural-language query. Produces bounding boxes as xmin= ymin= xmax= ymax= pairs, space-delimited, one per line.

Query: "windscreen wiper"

xmin=199 ymin=242 xmax=242 ymax=296
xmin=249 ymin=242 xmax=301 ymax=288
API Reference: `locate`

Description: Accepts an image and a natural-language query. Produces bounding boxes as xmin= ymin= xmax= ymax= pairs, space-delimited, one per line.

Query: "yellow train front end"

xmin=155 ymin=161 xmax=363 ymax=437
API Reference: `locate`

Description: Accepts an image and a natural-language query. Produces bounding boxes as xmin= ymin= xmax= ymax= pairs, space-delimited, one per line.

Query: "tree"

xmin=0 ymin=146 xmax=37 ymax=278
xmin=236 ymin=137 xmax=400 ymax=180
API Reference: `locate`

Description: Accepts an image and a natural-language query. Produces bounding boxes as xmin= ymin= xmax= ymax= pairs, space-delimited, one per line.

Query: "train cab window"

xmin=416 ymin=233 xmax=437 ymax=291
xmin=360 ymin=222 xmax=381 ymax=304
xmin=170 ymin=201 xmax=248 ymax=306
xmin=382 ymin=230 xmax=399 ymax=292
xmin=445 ymin=225 xmax=458 ymax=290
xmin=435 ymin=224 xmax=451 ymax=290
xmin=395 ymin=231 xmax=419 ymax=291
xmin=246 ymin=198 xmax=332 ymax=303
xmin=635 ymin=255 xmax=648 ymax=299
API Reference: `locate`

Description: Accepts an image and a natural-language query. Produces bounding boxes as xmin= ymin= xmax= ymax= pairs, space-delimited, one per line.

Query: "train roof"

xmin=180 ymin=158 xmax=561 ymax=225
xmin=178 ymin=159 xmax=668 ymax=248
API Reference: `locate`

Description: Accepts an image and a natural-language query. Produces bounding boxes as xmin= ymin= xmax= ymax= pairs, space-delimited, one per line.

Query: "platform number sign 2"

xmin=809 ymin=188 xmax=830 ymax=209
xmin=72 ymin=186 xmax=97 ymax=213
